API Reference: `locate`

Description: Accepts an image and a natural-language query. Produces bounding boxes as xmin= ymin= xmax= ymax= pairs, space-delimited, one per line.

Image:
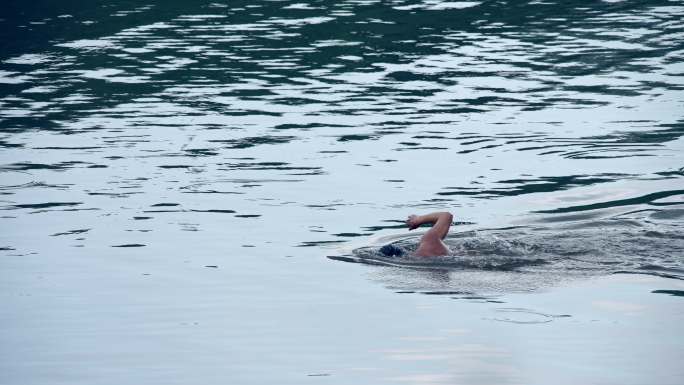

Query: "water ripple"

xmin=0 ymin=0 xmax=682 ymax=292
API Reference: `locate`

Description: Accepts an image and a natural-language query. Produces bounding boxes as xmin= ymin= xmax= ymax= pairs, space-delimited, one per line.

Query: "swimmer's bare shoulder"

xmin=406 ymin=211 xmax=453 ymax=257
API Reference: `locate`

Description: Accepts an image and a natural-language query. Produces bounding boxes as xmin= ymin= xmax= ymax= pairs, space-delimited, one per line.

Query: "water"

xmin=1 ymin=1 xmax=683 ymax=384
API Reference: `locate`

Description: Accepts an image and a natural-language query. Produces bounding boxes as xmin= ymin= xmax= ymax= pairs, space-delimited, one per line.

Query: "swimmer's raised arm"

xmin=406 ymin=211 xmax=453 ymax=257
xmin=406 ymin=211 xmax=453 ymax=239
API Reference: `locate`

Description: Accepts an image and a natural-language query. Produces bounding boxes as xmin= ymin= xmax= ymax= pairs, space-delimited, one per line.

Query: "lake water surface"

xmin=1 ymin=1 xmax=683 ymax=384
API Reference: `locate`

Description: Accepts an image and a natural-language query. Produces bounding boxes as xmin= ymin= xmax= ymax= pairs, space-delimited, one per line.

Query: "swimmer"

xmin=407 ymin=211 xmax=453 ymax=257
xmin=380 ymin=211 xmax=453 ymax=257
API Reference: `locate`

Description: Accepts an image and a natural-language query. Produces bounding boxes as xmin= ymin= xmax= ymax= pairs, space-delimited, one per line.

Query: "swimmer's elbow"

xmin=442 ymin=212 xmax=453 ymax=223
xmin=442 ymin=212 xmax=454 ymax=237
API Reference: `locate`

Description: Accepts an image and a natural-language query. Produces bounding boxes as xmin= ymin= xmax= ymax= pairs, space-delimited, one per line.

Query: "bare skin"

xmin=406 ymin=211 xmax=453 ymax=257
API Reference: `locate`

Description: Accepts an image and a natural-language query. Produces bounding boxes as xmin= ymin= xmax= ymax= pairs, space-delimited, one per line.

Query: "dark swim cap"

xmin=379 ymin=244 xmax=405 ymax=257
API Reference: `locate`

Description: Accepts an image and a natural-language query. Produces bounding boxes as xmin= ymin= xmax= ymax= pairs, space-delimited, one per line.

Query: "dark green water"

xmin=1 ymin=1 xmax=683 ymax=384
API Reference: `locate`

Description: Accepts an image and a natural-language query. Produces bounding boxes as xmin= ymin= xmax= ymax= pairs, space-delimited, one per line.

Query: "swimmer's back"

xmin=414 ymin=235 xmax=450 ymax=257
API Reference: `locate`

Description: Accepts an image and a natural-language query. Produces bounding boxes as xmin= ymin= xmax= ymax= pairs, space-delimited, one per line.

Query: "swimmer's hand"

xmin=406 ymin=214 xmax=420 ymax=230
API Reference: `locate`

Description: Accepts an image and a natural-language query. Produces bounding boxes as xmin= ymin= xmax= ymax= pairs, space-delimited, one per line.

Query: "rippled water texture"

xmin=2 ymin=0 xmax=684 ymax=384
xmin=2 ymin=0 xmax=684 ymax=283
xmin=1 ymin=0 xmax=683 ymax=279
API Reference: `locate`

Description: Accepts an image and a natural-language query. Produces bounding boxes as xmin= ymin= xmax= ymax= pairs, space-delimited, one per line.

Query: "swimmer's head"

xmin=379 ymin=244 xmax=405 ymax=257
